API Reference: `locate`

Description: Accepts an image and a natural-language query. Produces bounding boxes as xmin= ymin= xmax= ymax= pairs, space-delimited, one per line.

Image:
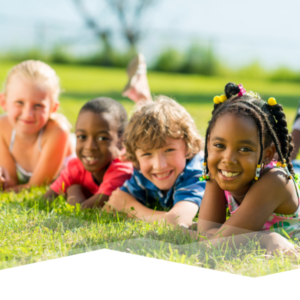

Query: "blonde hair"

xmin=3 ymin=60 xmax=60 ymax=103
xmin=2 ymin=60 xmax=71 ymax=128
xmin=124 ymin=95 xmax=203 ymax=166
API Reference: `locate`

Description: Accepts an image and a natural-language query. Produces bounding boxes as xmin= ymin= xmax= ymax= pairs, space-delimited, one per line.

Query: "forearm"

xmin=43 ymin=188 xmax=59 ymax=202
xmin=66 ymin=186 xmax=86 ymax=206
xmin=81 ymin=194 xmax=109 ymax=209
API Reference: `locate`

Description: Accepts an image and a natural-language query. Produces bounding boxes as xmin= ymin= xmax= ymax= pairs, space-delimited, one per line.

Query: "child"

xmin=105 ymin=96 xmax=206 ymax=228
xmin=44 ymin=97 xmax=133 ymax=209
xmin=197 ymin=82 xmax=300 ymax=251
xmin=0 ymin=60 xmax=74 ymax=191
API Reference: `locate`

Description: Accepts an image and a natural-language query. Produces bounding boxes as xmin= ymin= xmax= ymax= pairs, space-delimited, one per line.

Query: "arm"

xmin=66 ymin=184 xmax=86 ymax=206
xmin=0 ymin=122 xmax=18 ymax=187
xmin=28 ymin=121 xmax=70 ymax=186
xmin=105 ymin=188 xmax=166 ymax=219
xmin=43 ymin=188 xmax=59 ymax=202
xmin=197 ymin=178 xmax=227 ymax=234
xmin=291 ymin=129 xmax=300 ymax=160
xmin=81 ymin=194 xmax=109 ymax=209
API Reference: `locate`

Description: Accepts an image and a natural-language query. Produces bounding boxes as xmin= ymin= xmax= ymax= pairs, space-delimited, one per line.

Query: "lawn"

xmin=0 ymin=61 xmax=300 ymax=277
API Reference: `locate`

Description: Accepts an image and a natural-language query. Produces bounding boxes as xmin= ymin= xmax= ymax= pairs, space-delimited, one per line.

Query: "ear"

xmin=0 ymin=93 xmax=7 ymax=111
xmin=262 ymin=144 xmax=276 ymax=165
xmin=51 ymin=101 xmax=59 ymax=113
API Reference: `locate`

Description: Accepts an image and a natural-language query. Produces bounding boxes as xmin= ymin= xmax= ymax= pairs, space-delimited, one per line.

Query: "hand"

xmin=0 ymin=166 xmax=10 ymax=190
xmin=264 ymin=232 xmax=299 ymax=257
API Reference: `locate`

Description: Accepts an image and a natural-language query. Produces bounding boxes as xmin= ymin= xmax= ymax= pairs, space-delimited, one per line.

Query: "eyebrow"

xmin=211 ymin=136 xmax=257 ymax=147
xmin=75 ymin=129 xmax=110 ymax=134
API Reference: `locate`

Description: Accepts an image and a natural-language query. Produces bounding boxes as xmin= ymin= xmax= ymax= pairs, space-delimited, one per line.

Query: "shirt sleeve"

xmin=50 ymin=158 xmax=79 ymax=194
xmin=173 ymin=175 xmax=205 ymax=207
xmin=119 ymin=170 xmax=148 ymax=204
xmin=50 ymin=165 xmax=73 ymax=194
xmin=97 ymin=160 xmax=133 ymax=196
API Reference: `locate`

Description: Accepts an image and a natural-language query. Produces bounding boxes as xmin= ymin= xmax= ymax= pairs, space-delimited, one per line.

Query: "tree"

xmin=73 ymin=0 xmax=158 ymax=52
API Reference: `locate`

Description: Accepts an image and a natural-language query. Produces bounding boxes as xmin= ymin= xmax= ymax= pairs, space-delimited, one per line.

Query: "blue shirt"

xmin=120 ymin=152 xmax=206 ymax=209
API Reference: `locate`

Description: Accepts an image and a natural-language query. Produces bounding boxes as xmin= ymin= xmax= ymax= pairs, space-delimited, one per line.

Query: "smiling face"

xmin=135 ymin=137 xmax=187 ymax=192
xmin=75 ymin=111 xmax=120 ymax=181
xmin=1 ymin=76 xmax=56 ymax=135
xmin=207 ymin=113 xmax=263 ymax=199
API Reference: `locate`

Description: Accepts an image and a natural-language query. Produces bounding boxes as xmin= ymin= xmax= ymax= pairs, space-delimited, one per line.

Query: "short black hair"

xmin=79 ymin=97 xmax=128 ymax=139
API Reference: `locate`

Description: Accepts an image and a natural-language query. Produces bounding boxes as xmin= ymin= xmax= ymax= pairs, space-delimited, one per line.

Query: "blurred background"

xmin=1 ymin=0 xmax=300 ymax=133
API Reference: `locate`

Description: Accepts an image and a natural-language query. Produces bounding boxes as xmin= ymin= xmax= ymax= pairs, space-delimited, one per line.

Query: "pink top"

xmin=224 ymin=162 xmax=300 ymax=238
xmin=50 ymin=157 xmax=133 ymax=196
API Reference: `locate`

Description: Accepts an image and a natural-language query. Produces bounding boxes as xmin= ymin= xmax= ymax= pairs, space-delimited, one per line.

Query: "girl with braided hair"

xmin=197 ymin=82 xmax=300 ymax=253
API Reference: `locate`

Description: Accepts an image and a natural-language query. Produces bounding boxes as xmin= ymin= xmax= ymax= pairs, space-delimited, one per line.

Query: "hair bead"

xmin=268 ymin=97 xmax=277 ymax=106
xmin=220 ymin=95 xmax=227 ymax=103
xmin=213 ymin=96 xmax=221 ymax=104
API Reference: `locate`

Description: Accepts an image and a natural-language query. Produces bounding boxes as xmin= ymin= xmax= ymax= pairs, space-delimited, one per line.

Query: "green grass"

xmin=1 ymin=61 xmax=300 ymax=276
xmin=1 ymin=188 xmax=299 ymax=277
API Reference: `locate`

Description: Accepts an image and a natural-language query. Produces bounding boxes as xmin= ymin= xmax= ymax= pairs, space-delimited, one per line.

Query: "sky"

xmin=0 ymin=0 xmax=300 ymax=70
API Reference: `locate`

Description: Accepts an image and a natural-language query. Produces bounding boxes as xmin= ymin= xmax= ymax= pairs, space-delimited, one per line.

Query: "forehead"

xmin=136 ymin=136 xmax=185 ymax=152
xmin=210 ymin=113 xmax=259 ymax=141
xmin=76 ymin=111 xmax=118 ymax=131
xmin=7 ymin=76 xmax=49 ymax=99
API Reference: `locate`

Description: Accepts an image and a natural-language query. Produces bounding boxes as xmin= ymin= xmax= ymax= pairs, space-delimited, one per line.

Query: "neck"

xmin=230 ymin=184 xmax=252 ymax=204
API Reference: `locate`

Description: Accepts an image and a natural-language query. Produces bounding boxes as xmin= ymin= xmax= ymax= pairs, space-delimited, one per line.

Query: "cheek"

xmin=138 ymin=158 xmax=151 ymax=175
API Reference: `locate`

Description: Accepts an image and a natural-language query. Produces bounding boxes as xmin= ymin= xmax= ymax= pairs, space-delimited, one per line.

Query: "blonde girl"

xmin=0 ymin=60 xmax=75 ymax=191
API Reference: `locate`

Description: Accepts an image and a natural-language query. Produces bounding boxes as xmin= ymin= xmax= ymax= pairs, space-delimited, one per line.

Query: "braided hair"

xmin=203 ymin=82 xmax=295 ymax=180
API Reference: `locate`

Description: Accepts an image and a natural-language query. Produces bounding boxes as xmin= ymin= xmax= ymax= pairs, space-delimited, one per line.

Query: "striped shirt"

xmin=120 ymin=152 xmax=205 ymax=209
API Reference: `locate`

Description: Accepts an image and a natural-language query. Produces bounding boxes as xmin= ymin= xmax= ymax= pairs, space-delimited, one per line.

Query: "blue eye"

xmin=165 ymin=148 xmax=175 ymax=153
xmin=141 ymin=153 xmax=151 ymax=157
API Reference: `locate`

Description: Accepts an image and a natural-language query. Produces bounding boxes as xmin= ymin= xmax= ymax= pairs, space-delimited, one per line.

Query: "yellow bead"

xmin=220 ymin=95 xmax=227 ymax=102
xmin=203 ymin=175 xmax=207 ymax=179
xmin=213 ymin=96 xmax=221 ymax=104
xmin=255 ymin=177 xmax=258 ymax=180
xmin=268 ymin=97 xmax=277 ymax=106
xmin=257 ymin=164 xmax=261 ymax=168
xmin=276 ymin=162 xmax=281 ymax=167
xmin=282 ymin=164 xmax=287 ymax=168
xmin=202 ymin=162 xmax=207 ymax=166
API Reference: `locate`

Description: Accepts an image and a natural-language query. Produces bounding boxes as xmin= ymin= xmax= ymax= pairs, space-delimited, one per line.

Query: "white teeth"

xmin=221 ymin=170 xmax=239 ymax=178
xmin=155 ymin=171 xmax=171 ymax=178
xmin=85 ymin=157 xmax=98 ymax=162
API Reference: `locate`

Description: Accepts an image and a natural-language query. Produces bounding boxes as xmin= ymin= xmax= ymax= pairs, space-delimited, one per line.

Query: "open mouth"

xmin=82 ymin=156 xmax=99 ymax=165
xmin=219 ymin=170 xmax=240 ymax=180
xmin=152 ymin=170 xmax=174 ymax=180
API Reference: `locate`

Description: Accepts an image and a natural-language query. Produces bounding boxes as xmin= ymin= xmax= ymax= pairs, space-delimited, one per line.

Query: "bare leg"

xmin=122 ymin=53 xmax=152 ymax=103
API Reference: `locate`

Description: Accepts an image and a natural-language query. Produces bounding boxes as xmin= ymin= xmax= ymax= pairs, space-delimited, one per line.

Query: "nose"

xmin=222 ymin=147 xmax=237 ymax=165
xmin=152 ymin=152 xmax=167 ymax=170
xmin=85 ymin=137 xmax=98 ymax=150
xmin=23 ymin=104 xmax=34 ymax=119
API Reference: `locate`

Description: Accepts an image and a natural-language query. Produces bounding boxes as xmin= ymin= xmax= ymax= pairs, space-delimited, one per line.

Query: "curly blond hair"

xmin=3 ymin=60 xmax=60 ymax=103
xmin=124 ymin=95 xmax=203 ymax=167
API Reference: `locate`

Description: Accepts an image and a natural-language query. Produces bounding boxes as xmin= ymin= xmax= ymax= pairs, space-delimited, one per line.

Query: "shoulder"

xmin=0 ymin=115 xmax=12 ymax=141
xmin=108 ymin=157 xmax=133 ymax=173
xmin=42 ymin=119 xmax=70 ymax=144
xmin=248 ymin=167 xmax=294 ymax=204
xmin=67 ymin=157 xmax=84 ymax=170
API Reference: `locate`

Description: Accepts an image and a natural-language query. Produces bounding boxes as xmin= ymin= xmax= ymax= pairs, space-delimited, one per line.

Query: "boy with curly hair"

xmin=105 ymin=96 xmax=206 ymax=228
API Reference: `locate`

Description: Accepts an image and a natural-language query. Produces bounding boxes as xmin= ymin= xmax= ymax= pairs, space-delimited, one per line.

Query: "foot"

xmin=122 ymin=53 xmax=152 ymax=103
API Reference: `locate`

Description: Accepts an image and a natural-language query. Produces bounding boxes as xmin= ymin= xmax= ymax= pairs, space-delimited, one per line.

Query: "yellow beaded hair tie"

xmin=213 ymin=95 xmax=227 ymax=104
xmin=268 ymin=97 xmax=277 ymax=106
